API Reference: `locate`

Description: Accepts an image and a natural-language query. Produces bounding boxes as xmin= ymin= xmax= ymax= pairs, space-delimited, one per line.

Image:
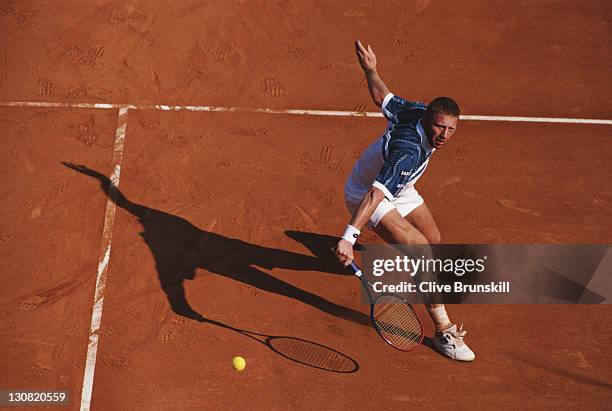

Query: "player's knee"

xmin=398 ymin=229 xmax=429 ymax=245
xmin=428 ymin=229 xmax=441 ymax=244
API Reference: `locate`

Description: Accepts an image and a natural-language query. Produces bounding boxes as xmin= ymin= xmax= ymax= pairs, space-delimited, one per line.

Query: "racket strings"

xmin=373 ymin=297 xmax=422 ymax=350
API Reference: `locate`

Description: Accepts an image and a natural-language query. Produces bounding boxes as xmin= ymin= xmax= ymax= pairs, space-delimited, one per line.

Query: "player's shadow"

xmin=421 ymin=336 xmax=435 ymax=351
xmin=63 ymin=163 xmax=370 ymax=327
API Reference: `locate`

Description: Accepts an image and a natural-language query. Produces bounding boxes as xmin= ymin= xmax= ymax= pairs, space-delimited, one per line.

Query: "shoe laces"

xmin=444 ymin=324 xmax=467 ymax=346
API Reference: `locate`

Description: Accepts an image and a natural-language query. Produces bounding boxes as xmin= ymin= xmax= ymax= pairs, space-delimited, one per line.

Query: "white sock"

xmin=427 ymin=305 xmax=452 ymax=332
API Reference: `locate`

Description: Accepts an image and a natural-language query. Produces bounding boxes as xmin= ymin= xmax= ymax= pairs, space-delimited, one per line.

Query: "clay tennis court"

xmin=1 ymin=1 xmax=611 ymax=409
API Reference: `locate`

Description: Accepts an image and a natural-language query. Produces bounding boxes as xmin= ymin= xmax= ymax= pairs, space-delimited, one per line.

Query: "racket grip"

xmin=349 ymin=261 xmax=361 ymax=276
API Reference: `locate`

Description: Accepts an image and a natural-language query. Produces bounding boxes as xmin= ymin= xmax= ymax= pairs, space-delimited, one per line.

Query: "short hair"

xmin=426 ymin=97 xmax=460 ymax=118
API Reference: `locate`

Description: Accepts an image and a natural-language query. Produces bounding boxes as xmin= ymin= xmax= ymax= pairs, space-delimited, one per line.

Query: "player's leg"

xmin=373 ymin=208 xmax=450 ymax=329
xmin=373 ymin=208 xmax=429 ymax=245
xmin=402 ymin=204 xmax=456 ymax=337
xmin=404 ymin=202 xmax=441 ymax=244
xmin=373 ymin=199 xmax=475 ymax=361
xmin=401 ymin=202 xmax=447 ymax=324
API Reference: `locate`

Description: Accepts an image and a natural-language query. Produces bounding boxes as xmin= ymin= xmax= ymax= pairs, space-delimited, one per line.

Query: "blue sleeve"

xmin=372 ymin=134 xmax=422 ymax=200
xmin=381 ymin=94 xmax=426 ymax=123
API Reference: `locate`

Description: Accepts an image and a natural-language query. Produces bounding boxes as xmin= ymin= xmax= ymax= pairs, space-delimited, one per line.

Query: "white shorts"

xmin=345 ymin=186 xmax=424 ymax=228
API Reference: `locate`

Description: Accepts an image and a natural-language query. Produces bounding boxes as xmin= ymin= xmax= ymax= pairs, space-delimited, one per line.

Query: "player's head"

xmin=422 ymin=97 xmax=460 ymax=149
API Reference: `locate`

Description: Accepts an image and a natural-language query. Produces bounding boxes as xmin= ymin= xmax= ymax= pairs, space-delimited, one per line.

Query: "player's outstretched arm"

xmin=335 ymin=186 xmax=386 ymax=266
xmin=355 ymin=40 xmax=390 ymax=107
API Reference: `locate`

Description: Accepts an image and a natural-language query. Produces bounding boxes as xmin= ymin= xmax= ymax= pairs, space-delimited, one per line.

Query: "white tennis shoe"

xmin=433 ymin=324 xmax=475 ymax=362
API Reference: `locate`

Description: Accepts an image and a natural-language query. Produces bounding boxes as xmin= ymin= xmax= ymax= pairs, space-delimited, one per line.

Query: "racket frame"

xmin=350 ymin=261 xmax=424 ymax=351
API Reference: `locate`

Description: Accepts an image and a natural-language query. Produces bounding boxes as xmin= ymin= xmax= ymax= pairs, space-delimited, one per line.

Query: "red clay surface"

xmin=0 ymin=107 xmax=117 ymax=399
xmin=1 ymin=1 xmax=611 ymax=410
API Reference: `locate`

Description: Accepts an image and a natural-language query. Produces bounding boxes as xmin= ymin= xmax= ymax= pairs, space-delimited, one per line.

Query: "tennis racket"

xmin=349 ymin=261 xmax=423 ymax=351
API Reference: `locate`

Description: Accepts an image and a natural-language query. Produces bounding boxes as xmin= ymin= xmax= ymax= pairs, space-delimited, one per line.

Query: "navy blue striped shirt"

xmin=372 ymin=94 xmax=434 ymax=199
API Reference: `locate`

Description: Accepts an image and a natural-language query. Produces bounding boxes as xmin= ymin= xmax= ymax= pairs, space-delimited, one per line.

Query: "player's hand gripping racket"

xmin=349 ymin=261 xmax=424 ymax=351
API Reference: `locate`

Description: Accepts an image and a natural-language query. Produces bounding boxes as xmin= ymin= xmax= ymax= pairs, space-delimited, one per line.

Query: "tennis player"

xmin=334 ymin=40 xmax=475 ymax=361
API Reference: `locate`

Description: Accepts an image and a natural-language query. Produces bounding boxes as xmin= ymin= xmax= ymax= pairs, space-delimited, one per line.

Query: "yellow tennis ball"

xmin=232 ymin=356 xmax=246 ymax=371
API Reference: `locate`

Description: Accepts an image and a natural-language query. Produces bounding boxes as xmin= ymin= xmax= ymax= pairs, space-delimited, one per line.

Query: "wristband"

xmin=342 ymin=225 xmax=361 ymax=245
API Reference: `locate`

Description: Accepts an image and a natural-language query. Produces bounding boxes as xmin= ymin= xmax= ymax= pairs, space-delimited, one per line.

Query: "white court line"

xmin=80 ymin=107 xmax=129 ymax=411
xmin=0 ymin=100 xmax=611 ymax=124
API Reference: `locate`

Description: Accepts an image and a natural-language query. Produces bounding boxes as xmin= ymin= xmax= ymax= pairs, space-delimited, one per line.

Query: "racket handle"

xmin=349 ymin=261 xmax=362 ymax=276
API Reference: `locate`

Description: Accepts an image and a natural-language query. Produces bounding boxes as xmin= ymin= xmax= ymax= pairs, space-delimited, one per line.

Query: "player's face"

xmin=423 ymin=113 xmax=458 ymax=149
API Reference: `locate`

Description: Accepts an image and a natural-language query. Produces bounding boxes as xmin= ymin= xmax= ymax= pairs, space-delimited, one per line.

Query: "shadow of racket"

xmin=201 ymin=317 xmax=359 ymax=373
xmin=374 ymin=319 xmax=423 ymax=344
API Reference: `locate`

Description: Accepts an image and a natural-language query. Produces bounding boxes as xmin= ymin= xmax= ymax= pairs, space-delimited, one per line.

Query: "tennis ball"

xmin=232 ymin=356 xmax=246 ymax=371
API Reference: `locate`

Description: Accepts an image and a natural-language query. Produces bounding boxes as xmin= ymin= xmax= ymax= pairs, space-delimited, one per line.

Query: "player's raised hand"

xmin=355 ymin=40 xmax=377 ymax=72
